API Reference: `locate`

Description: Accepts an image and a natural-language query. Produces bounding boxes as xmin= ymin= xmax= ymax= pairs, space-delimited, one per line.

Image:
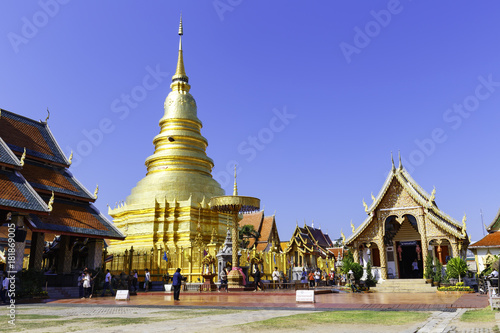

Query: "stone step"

xmin=371 ymin=279 xmax=436 ymax=293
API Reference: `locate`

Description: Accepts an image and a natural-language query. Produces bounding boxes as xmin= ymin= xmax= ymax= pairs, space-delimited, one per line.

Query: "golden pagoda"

xmin=108 ymin=17 xmax=228 ymax=278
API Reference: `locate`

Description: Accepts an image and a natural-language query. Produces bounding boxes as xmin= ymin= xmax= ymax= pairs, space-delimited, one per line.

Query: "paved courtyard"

xmin=0 ymin=291 xmax=496 ymax=332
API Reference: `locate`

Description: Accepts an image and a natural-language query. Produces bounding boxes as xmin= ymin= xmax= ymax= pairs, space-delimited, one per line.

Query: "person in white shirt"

xmin=272 ymin=267 xmax=280 ymax=289
xmin=101 ymin=269 xmax=115 ymax=297
xmin=144 ymin=268 xmax=151 ymax=291
xmin=82 ymin=270 xmax=92 ymax=299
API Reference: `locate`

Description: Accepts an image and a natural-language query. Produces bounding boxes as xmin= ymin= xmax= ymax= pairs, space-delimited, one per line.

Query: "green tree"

xmin=365 ymin=260 xmax=377 ymax=287
xmin=424 ymin=254 xmax=434 ymax=280
xmin=446 ymin=257 xmax=468 ymax=283
xmin=434 ymin=261 xmax=443 ymax=283
xmin=239 ymin=224 xmax=260 ymax=249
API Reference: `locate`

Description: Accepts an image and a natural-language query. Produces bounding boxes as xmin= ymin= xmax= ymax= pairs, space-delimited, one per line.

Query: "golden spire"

xmin=171 ymin=13 xmax=190 ymax=91
xmin=398 ymin=150 xmax=402 ymax=170
xmin=391 ymin=152 xmax=395 ymax=171
xmin=233 ymin=165 xmax=238 ymax=196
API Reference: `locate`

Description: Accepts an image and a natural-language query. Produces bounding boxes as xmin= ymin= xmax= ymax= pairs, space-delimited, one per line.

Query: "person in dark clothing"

xmin=172 ymin=268 xmax=184 ymax=301
xmin=252 ymin=267 xmax=263 ymax=292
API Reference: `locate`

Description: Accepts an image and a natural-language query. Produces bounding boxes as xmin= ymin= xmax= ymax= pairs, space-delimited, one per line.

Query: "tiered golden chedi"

xmin=109 ymin=18 xmax=225 ymax=254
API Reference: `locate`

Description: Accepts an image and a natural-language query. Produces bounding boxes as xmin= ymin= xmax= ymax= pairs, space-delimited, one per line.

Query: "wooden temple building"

xmin=238 ymin=211 xmax=281 ymax=252
xmin=284 ymin=223 xmax=336 ymax=269
xmin=0 ymin=109 xmax=124 ymax=281
xmin=345 ymin=155 xmax=469 ymax=280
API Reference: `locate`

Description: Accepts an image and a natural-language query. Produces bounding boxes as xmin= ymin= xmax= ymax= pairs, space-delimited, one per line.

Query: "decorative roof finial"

xmin=47 ymin=191 xmax=55 ymax=212
xmin=398 ymin=150 xmax=402 ymax=170
xmin=45 ymin=108 xmax=50 ymax=123
xmin=462 ymin=213 xmax=467 ymax=236
xmin=350 ymin=220 xmax=355 ymax=233
xmin=68 ymin=151 xmax=73 ymax=165
xmin=233 ymin=164 xmax=238 ymax=196
xmin=94 ymin=184 xmax=99 ymax=199
xmin=391 ymin=151 xmax=395 ymax=171
xmin=371 ymin=192 xmax=376 ymax=202
xmin=20 ymin=147 xmax=26 ymax=167
xmin=362 ymin=199 xmax=368 ymax=213
xmin=340 ymin=229 xmax=346 ymax=245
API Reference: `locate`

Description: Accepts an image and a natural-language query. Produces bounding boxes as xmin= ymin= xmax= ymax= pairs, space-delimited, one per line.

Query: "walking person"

xmin=77 ymin=271 xmax=84 ymax=298
xmin=101 ymin=269 xmax=115 ymax=297
xmin=144 ymin=268 xmax=150 ymax=292
xmin=82 ymin=269 xmax=92 ymax=299
xmin=172 ymin=268 xmax=184 ymax=301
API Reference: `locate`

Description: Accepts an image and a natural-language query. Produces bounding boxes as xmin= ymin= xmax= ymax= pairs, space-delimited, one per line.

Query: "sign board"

xmin=115 ymin=290 xmax=130 ymax=301
xmin=164 ymin=284 xmax=172 ymax=292
xmin=296 ymin=290 xmax=315 ymax=303
xmin=400 ymin=241 xmax=417 ymax=246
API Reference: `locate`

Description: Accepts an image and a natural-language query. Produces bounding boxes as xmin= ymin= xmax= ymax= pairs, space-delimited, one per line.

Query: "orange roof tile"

xmin=469 ymin=232 xmax=500 ymax=248
xmin=0 ymin=173 xmax=28 ymax=203
xmin=239 ymin=211 xmax=264 ymax=231
xmin=260 ymin=216 xmax=274 ymax=242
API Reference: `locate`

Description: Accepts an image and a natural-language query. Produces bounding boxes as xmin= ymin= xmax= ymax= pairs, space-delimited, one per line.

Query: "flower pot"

xmin=425 ymin=278 xmax=433 ymax=284
xmin=432 ymin=281 xmax=440 ymax=287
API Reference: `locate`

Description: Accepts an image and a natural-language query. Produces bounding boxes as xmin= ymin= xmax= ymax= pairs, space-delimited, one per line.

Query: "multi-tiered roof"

xmin=0 ymin=109 xmax=124 ymax=240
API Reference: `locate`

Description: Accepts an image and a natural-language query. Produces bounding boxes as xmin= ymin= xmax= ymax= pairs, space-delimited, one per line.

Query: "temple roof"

xmin=469 ymin=231 xmax=500 ymax=249
xmin=0 ymin=137 xmax=22 ymax=168
xmin=0 ymin=168 xmax=49 ymax=213
xmin=487 ymin=208 xmax=500 ymax=232
xmin=284 ymin=224 xmax=334 ymax=257
xmin=27 ymin=199 xmax=124 ymax=239
xmin=238 ymin=210 xmax=280 ymax=251
xmin=0 ymin=109 xmax=69 ymax=166
xmin=346 ymin=158 xmax=467 ymax=245
xmin=21 ymin=160 xmax=95 ymax=201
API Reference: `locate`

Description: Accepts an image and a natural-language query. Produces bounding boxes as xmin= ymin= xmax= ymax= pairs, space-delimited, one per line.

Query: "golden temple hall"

xmin=345 ymin=154 xmax=469 ymax=280
xmin=107 ymin=18 xmax=233 ymax=278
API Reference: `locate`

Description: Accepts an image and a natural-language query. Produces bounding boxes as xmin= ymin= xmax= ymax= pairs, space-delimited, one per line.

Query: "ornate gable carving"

xmin=378 ymin=179 xmax=419 ymax=210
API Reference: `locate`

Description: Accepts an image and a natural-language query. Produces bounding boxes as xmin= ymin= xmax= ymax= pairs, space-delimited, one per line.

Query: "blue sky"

xmin=1 ymin=1 xmax=499 ymax=244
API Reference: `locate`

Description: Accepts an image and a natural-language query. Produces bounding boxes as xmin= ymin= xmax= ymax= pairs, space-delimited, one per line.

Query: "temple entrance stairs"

xmin=371 ymin=279 xmax=436 ymax=293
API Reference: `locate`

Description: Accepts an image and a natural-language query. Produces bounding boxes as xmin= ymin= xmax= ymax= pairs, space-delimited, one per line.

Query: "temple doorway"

xmin=397 ymin=241 xmax=422 ymax=279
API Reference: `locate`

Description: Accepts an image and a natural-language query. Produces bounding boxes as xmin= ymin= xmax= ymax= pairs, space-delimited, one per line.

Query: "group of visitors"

xmin=301 ymin=268 xmax=336 ymax=287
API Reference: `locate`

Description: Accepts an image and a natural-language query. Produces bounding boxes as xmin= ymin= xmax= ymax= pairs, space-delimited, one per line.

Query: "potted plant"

xmin=424 ymin=254 xmax=434 ymax=284
xmin=433 ymin=261 xmax=443 ymax=287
